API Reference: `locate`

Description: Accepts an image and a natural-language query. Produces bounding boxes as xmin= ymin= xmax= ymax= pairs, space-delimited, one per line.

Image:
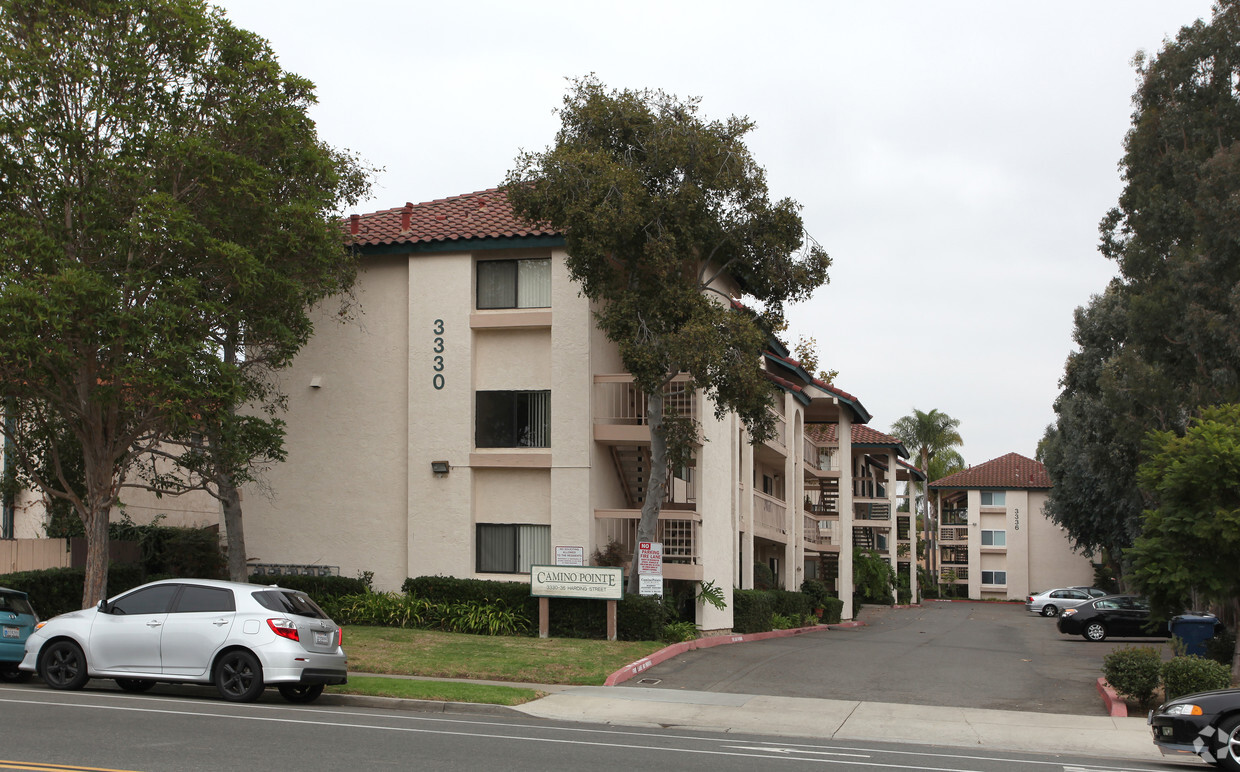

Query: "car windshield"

xmin=251 ymin=589 xmax=330 ymax=619
xmin=0 ymin=592 xmax=34 ymax=616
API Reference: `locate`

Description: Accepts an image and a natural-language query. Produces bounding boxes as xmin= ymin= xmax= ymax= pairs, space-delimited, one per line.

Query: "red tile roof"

xmin=345 ymin=188 xmax=559 ymax=246
xmin=805 ymin=423 xmax=905 ymax=449
xmin=929 ymin=452 xmax=1050 ymax=490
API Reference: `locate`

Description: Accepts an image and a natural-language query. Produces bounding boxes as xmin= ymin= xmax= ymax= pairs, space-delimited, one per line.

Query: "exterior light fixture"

xmin=431 ymin=461 xmax=450 ymax=475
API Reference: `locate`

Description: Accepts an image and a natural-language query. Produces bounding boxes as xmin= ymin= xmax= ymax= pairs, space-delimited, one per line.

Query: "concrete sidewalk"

xmin=511 ymin=685 xmax=1165 ymax=762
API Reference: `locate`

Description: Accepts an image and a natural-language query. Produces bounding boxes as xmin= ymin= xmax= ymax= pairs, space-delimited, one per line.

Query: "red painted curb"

xmin=603 ymin=624 xmax=833 ymax=686
xmin=1096 ymin=677 xmax=1128 ymax=717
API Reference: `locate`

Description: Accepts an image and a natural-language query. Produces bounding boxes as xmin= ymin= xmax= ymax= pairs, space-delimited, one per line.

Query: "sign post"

xmin=529 ymin=565 xmax=625 ymax=640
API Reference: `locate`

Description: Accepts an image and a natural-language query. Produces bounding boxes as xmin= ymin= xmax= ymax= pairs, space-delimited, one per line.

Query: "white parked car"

xmin=20 ymin=578 xmax=346 ymax=703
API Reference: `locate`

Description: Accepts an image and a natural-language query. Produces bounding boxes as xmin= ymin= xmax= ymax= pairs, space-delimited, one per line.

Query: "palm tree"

xmin=890 ymin=409 xmax=965 ymax=590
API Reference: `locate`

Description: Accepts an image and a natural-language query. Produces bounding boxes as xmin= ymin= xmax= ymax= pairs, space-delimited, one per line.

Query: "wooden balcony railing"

xmin=593 ymin=374 xmax=697 ymax=426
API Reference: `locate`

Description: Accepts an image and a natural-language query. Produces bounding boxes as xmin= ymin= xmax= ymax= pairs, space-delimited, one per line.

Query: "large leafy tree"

xmin=505 ymin=77 xmax=831 ymax=593
xmin=1044 ymin=2 xmax=1240 ymax=569
xmin=1130 ymin=405 xmax=1240 ymax=683
xmin=0 ymin=0 xmax=369 ymax=604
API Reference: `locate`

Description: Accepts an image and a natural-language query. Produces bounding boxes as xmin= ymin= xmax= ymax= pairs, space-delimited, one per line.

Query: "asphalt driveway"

xmin=621 ymin=600 xmax=1172 ymax=714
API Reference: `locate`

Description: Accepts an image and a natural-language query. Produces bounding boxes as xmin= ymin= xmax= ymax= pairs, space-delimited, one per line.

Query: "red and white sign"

xmin=637 ymin=541 xmax=663 ymax=575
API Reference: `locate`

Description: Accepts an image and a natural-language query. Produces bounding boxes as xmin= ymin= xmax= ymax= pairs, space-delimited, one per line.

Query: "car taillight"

xmin=338 ymin=628 xmax=344 ymax=647
xmin=1026 ymin=597 xmax=1034 ymax=603
xmin=267 ymin=618 xmax=299 ymax=641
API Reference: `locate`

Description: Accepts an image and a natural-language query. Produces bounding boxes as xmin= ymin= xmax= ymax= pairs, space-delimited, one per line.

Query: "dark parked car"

xmin=1056 ymin=594 xmax=1170 ymax=641
xmin=1149 ymin=687 xmax=1240 ymax=770
xmin=0 ymin=586 xmax=38 ymax=683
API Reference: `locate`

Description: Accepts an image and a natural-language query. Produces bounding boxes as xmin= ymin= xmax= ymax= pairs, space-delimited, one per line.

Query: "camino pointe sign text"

xmin=529 ymin=565 xmax=624 ymax=600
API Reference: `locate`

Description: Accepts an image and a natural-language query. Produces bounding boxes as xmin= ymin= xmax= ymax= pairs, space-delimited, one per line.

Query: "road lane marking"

xmin=0 ymin=762 xmax=139 ymax=772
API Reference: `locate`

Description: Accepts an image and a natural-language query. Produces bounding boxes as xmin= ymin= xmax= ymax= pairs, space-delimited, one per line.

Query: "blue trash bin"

xmin=1170 ymin=614 xmax=1220 ymax=657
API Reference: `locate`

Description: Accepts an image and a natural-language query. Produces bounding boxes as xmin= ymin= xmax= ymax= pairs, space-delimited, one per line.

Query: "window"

xmin=476 ymin=524 xmax=551 ymax=573
xmin=476 ymin=258 xmax=551 ymax=309
xmin=252 ymin=590 xmax=331 ymax=619
xmin=981 ymin=570 xmax=1007 ymax=585
xmin=173 ymin=586 xmax=235 ymax=613
xmin=981 ymin=529 xmax=1006 ymax=547
xmin=980 ymin=491 xmax=1006 ymax=506
xmin=110 ymin=584 xmax=179 ymax=615
xmin=475 ymin=390 xmax=550 ymax=447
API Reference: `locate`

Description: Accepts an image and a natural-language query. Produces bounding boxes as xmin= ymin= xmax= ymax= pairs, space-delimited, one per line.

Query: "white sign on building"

xmin=529 ymin=566 xmax=624 ymax=600
xmin=554 ymin=546 xmax=585 ymax=566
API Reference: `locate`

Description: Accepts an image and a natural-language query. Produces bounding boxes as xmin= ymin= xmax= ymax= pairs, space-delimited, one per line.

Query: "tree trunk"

xmin=81 ymin=501 xmax=111 ymax=609
xmin=220 ymin=472 xmax=248 ymax=583
xmin=628 ymin=388 xmax=668 ymax=595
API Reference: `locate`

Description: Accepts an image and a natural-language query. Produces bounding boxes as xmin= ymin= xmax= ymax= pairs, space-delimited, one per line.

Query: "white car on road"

xmin=20 ymin=578 xmax=346 ymax=703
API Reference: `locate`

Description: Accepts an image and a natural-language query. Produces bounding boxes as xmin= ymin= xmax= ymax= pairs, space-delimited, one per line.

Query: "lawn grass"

xmin=327 ymin=676 xmax=543 ymax=706
xmin=340 ymin=626 xmax=665 ymax=686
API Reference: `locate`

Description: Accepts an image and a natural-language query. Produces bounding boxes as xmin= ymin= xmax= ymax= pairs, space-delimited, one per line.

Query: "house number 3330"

xmin=432 ymin=319 xmax=445 ymax=390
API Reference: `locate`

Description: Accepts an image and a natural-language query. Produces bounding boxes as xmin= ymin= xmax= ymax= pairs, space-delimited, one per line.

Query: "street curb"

xmin=316 ymin=692 xmax=527 ymax=717
xmin=1096 ymin=677 xmax=1128 ymax=717
xmin=604 ymin=623 xmax=836 ymax=686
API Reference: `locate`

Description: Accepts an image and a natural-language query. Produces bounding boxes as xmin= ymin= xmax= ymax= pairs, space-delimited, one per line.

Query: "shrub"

xmin=0 ymin=564 xmax=148 ymax=619
xmin=752 ymin=562 xmax=776 ymax=590
xmin=661 ymin=621 xmax=698 ymax=643
xmin=1102 ymin=646 xmax=1162 ymax=708
xmin=770 ymin=613 xmax=794 ymax=630
xmin=820 ymin=597 xmax=844 ymax=624
xmin=329 ymin=592 xmax=434 ymax=628
xmin=799 ymin=579 xmax=830 ymax=609
xmin=770 ymin=588 xmax=812 ymax=619
xmin=1204 ymin=627 xmax=1236 ymax=667
xmin=733 ymin=589 xmax=774 ymax=633
xmin=440 ymin=600 xmax=530 ymax=636
xmin=250 ymin=574 xmax=369 ymax=602
xmin=1161 ymin=655 xmax=1233 ymax=701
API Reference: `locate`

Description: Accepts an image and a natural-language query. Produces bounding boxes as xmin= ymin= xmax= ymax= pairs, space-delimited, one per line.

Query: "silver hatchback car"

xmin=19 ymin=578 xmax=346 ymax=703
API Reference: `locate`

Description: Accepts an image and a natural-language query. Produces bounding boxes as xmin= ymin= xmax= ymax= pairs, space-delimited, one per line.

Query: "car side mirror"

xmin=97 ymin=599 xmax=109 ymax=613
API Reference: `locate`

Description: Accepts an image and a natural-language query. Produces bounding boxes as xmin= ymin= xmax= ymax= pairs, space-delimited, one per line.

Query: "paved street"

xmin=619 ymin=600 xmax=1172 ymax=714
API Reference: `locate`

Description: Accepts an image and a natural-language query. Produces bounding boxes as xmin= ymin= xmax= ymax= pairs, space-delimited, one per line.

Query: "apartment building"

xmin=232 ymin=188 xmax=921 ymax=627
xmin=928 ymin=452 xmax=1093 ymax=599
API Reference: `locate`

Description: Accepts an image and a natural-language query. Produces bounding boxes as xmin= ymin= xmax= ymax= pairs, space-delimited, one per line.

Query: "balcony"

xmin=939 ymin=527 xmax=967 ymax=542
xmin=593 ymin=374 xmax=697 ymax=444
xmin=753 ymin=490 xmax=788 ymax=538
xmin=940 ymin=566 xmax=969 ymax=582
xmin=941 ymin=508 xmax=968 ymax=526
xmin=853 ymin=478 xmax=887 ymax=500
xmin=803 ymin=437 xmax=840 ymax=476
xmin=854 ymin=502 xmax=891 ymax=522
xmin=594 ymin=511 xmax=702 ymax=581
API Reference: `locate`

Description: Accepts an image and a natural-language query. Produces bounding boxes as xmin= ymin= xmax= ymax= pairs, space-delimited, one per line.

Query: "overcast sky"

xmin=214 ymin=0 xmax=1215 ymax=468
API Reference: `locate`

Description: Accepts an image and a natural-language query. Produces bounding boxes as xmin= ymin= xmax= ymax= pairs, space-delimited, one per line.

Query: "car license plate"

xmin=2 ymin=626 xmax=18 ymax=639
xmin=314 ymin=630 xmax=330 ymax=646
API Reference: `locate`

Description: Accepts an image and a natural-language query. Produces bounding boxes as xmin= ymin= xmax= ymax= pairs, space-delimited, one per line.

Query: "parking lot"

xmin=622 ymin=600 xmax=1172 ymax=714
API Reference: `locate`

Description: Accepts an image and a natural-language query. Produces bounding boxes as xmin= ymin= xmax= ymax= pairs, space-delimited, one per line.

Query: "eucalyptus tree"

xmin=505 ymin=77 xmax=831 ymax=594
xmin=1044 ymin=2 xmax=1240 ymax=569
xmin=0 ymin=0 xmax=370 ymax=604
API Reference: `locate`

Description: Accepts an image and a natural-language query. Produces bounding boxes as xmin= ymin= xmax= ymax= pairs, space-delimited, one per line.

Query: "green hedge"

xmin=733 ymin=589 xmax=774 ymax=633
xmin=250 ymin=574 xmax=369 ymax=602
xmin=0 ymin=564 xmax=148 ymax=619
xmin=821 ymin=597 xmax=844 ymax=624
xmin=1161 ymin=655 xmax=1233 ymax=701
xmin=1102 ymin=646 xmax=1162 ymax=709
xmin=400 ymin=575 xmax=669 ymax=641
xmin=770 ymin=588 xmax=812 ymax=618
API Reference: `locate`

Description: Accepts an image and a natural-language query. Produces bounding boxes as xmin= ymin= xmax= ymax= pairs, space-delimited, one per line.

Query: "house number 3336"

xmin=432 ymin=319 xmax=445 ymax=390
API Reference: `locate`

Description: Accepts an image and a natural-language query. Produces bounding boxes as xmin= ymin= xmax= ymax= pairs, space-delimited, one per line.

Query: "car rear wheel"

xmin=40 ymin=641 xmax=90 ymax=690
xmin=278 ymin=683 xmax=324 ymax=704
xmin=1084 ymin=622 xmax=1108 ymax=642
xmin=214 ymin=650 xmax=264 ymax=703
xmin=0 ymin=664 xmax=30 ymax=683
xmin=1041 ymin=605 xmax=1058 ymax=617
xmin=115 ymin=678 xmax=155 ymax=693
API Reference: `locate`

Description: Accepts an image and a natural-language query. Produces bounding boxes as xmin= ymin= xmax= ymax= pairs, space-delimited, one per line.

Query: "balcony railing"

xmin=767 ymin=410 xmax=787 ymax=451
xmin=753 ymin=490 xmax=787 ymax=533
xmin=941 ymin=508 xmax=968 ymax=526
xmin=594 ymin=374 xmax=697 ymax=426
xmin=855 ymin=502 xmax=891 ymax=521
xmin=803 ymin=438 xmax=840 ymax=472
xmin=940 ymin=566 xmax=968 ymax=582
xmin=853 ymin=478 xmax=887 ymax=499
xmin=597 ymin=517 xmax=698 ymax=564
xmin=803 ymin=514 xmax=834 ymax=545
